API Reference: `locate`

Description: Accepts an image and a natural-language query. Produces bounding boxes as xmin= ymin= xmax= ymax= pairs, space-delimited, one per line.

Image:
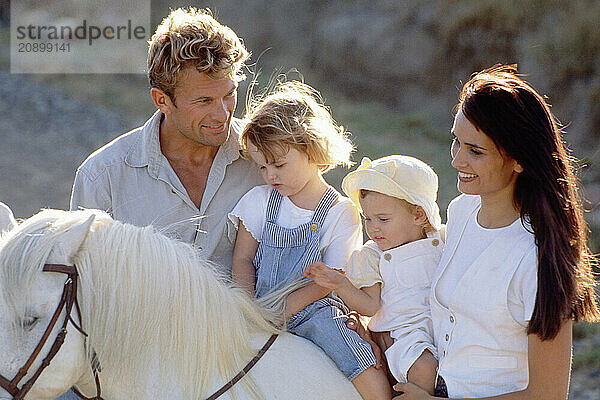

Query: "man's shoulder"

xmin=77 ymin=124 xmax=145 ymax=180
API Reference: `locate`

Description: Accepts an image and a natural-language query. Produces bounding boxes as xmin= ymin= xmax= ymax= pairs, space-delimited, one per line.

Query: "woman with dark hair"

xmin=394 ymin=65 xmax=599 ymax=399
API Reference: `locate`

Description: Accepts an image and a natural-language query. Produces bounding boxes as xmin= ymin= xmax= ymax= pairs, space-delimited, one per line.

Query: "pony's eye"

xmin=22 ymin=315 xmax=40 ymax=330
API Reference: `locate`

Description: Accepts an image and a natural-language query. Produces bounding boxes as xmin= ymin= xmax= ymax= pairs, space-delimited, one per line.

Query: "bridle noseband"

xmin=0 ymin=264 xmax=103 ymax=400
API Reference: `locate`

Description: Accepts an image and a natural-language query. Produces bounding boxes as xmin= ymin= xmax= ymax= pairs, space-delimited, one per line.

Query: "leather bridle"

xmin=0 ymin=263 xmax=277 ymax=400
xmin=0 ymin=264 xmax=103 ymax=400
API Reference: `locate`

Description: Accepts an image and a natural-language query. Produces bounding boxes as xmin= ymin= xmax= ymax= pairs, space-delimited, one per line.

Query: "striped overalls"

xmin=254 ymin=187 xmax=376 ymax=380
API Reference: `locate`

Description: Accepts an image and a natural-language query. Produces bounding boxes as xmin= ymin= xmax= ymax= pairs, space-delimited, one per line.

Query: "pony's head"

xmin=0 ymin=209 xmax=281 ymax=399
xmin=0 ymin=209 xmax=111 ymax=399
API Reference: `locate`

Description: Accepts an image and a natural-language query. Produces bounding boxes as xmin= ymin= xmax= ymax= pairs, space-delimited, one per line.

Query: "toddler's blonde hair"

xmin=241 ymin=81 xmax=354 ymax=172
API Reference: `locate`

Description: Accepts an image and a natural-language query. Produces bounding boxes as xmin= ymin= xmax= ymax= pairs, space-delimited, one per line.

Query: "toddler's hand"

xmin=303 ymin=262 xmax=346 ymax=290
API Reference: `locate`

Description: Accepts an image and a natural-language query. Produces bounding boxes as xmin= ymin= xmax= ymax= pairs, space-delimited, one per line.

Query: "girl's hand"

xmin=393 ymin=382 xmax=432 ymax=400
xmin=303 ymin=261 xmax=347 ymax=290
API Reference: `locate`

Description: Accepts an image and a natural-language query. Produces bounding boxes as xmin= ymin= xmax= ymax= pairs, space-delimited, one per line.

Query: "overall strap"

xmin=265 ymin=188 xmax=283 ymax=223
xmin=310 ymin=187 xmax=339 ymax=228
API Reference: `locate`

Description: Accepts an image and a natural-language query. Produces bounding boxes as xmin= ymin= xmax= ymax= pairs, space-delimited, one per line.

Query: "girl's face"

xmin=247 ymin=141 xmax=321 ymax=201
xmin=359 ymin=192 xmax=425 ymax=251
xmin=450 ymin=110 xmax=522 ymax=202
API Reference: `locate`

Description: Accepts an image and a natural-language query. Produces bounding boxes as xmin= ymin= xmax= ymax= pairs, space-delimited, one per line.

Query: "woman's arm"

xmin=231 ymin=221 xmax=259 ymax=296
xmin=304 ymin=261 xmax=382 ymax=316
xmin=393 ymin=319 xmax=573 ymax=400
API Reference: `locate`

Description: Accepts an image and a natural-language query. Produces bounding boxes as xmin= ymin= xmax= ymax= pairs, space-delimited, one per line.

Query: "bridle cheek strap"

xmin=0 ymin=264 xmax=103 ymax=400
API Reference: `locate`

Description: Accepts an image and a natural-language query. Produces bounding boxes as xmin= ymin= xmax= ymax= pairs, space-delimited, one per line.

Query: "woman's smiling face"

xmin=450 ymin=110 xmax=523 ymax=202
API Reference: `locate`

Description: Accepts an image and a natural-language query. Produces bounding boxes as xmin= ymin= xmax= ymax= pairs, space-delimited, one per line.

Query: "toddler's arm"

xmin=406 ymin=349 xmax=437 ymax=395
xmin=231 ymin=220 xmax=259 ymax=296
xmin=304 ymin=261 xmax=381 ymax=316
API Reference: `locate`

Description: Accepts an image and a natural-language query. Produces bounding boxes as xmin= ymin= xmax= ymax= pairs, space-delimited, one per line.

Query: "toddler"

xmin=229 ymin=82 xmax=391 ymax=399
xmin=304 ymin=155 xmax=443 ymax=394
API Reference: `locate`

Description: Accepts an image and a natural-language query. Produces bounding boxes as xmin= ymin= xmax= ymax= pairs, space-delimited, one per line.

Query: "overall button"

xmin=432 ymin=239 xmax=440 ymax=246
xmin=384 ymin=253 xmax=392 ymax=261
xmin=310 ymin=223 xmax=318 ymax=231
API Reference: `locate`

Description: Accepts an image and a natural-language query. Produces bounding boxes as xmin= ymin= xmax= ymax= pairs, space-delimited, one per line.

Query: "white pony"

xmin=0 ymin=209 xmax=362 ymax=400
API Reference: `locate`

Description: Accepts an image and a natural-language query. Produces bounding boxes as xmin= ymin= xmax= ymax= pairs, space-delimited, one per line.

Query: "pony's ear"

xmin=46 ymin=214 xmax=95 ymax=266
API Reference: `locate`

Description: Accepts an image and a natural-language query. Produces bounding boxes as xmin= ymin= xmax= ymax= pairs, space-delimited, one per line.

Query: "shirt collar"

xmin=124 ymin=111 xmax=244 ymax=176
xmin=125 ymin=110 xmax=163 ymax=175
xmin=379 ymin=230 xmax=442 ymax=262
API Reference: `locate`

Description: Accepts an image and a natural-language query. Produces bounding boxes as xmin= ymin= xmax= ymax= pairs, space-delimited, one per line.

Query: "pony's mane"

xmin=0 ymin=209 xmax=282 ymax=399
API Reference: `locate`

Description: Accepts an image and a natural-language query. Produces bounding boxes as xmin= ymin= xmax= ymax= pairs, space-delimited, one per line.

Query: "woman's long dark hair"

xmin=457 ymin=64 xmax=599 ymax=340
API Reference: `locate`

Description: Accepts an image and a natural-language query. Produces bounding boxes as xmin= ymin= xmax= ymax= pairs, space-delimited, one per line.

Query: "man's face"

xmin=165 ymin=67 xmax=238 ymax=147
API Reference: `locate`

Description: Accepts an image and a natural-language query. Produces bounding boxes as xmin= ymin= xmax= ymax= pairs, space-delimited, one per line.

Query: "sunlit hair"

xmin=241 ymin=81 xmax=355 ymax=172
xmin=147 ymin=7 xmax=249 ymax=102
xmin=456 ymin=64 xmax=600 ymax=340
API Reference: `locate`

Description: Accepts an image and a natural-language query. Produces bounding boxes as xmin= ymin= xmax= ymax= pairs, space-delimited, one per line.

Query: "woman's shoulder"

xmin=446 ymin=194 xmax=479 ymax=224
xmin=448 ymin=194 xmax=480 ymax=212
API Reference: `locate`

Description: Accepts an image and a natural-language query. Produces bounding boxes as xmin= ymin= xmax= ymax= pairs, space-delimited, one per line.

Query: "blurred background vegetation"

xmin=0 ymin=1 xmax=599 ymax=394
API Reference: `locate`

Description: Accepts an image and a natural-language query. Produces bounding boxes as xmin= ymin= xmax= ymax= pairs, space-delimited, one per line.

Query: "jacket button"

xmin=432 ymin=239 xmax=440 ymax=246
xmin=449 ymin=315 xmax=454 ymax=323
xmin=445 ymin=334 xmax=449 ymax=341
xmin=384 ymin=253 xmax=392 ymax=261
xmin=310 ymin=223 xmax=318 ymax=231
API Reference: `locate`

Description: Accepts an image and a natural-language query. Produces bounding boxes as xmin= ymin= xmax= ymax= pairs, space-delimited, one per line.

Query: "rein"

xmin=205 ymin=333 xmax=278 ymax=400
xmin=0 ymin=264 xmax=103 ymax=400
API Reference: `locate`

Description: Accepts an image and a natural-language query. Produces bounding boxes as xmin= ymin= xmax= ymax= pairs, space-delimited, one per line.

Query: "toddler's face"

xmin=359 ymin=192 xmax=424 ymax=251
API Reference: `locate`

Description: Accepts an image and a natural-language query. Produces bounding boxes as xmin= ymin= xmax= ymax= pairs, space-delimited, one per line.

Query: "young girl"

xmin=229 ymin=81 xmax=391 ymax=399
xmin=394 ymin=65 xmax=600 ymax=399
xmin=304 ymin=155 xmax=443 ymax=394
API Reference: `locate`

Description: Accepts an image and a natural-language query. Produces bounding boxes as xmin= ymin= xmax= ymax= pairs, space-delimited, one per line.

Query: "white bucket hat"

xmin=342 ymin=155 xmax=441 ymax=231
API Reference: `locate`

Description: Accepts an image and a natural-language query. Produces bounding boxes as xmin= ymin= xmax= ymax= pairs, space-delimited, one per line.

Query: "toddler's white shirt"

xmin=346 ymin=232 xmax=443 ymax=383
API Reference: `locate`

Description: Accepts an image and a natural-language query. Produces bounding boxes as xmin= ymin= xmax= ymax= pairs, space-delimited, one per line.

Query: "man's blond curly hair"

xmin=241 ymin=81 xmax=354 ymax=173
xmin=147 ymin=7 xmax=249 ymax=101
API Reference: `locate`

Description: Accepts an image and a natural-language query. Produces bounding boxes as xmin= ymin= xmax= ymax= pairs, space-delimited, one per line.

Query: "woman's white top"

xmin=431 ymin=194 xmax=538 ymax=397
xmin=0 ymin=202 xmax=16 ymax=233
xmin=346 ymin=232 xmax=443 ymax=383
xmin=228 ymin=185 xmax=363 ymax=269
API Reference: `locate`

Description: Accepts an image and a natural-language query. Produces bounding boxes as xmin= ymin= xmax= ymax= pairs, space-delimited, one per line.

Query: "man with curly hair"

xmin=70 ymin=8 xmax=263 ymax=272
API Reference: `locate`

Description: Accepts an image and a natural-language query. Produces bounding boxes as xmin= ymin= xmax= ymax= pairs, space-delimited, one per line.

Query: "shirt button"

xmin=449 ymin=315 xmax=454 ymax=323
xmin=432 ymin=239 xmax=440 ymax=246
xmin=445 ymin=334 xmax=449 ymax=341
xmin=310 ymin=223 xmax=318 ymax=231
xmin=384 ymin=253 xmax=392 ymax=261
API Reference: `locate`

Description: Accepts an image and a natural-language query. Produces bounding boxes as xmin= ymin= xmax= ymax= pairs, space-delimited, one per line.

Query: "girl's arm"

xmin=393 ymin=319 xmax=573 ymax=400
xmin=231 ymin=221 xmax=259 ymax=296
xmin=304 ymin=261 xmax=381 ymax=316
xmin=284 ymin=281 xmax=332 ymax=318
